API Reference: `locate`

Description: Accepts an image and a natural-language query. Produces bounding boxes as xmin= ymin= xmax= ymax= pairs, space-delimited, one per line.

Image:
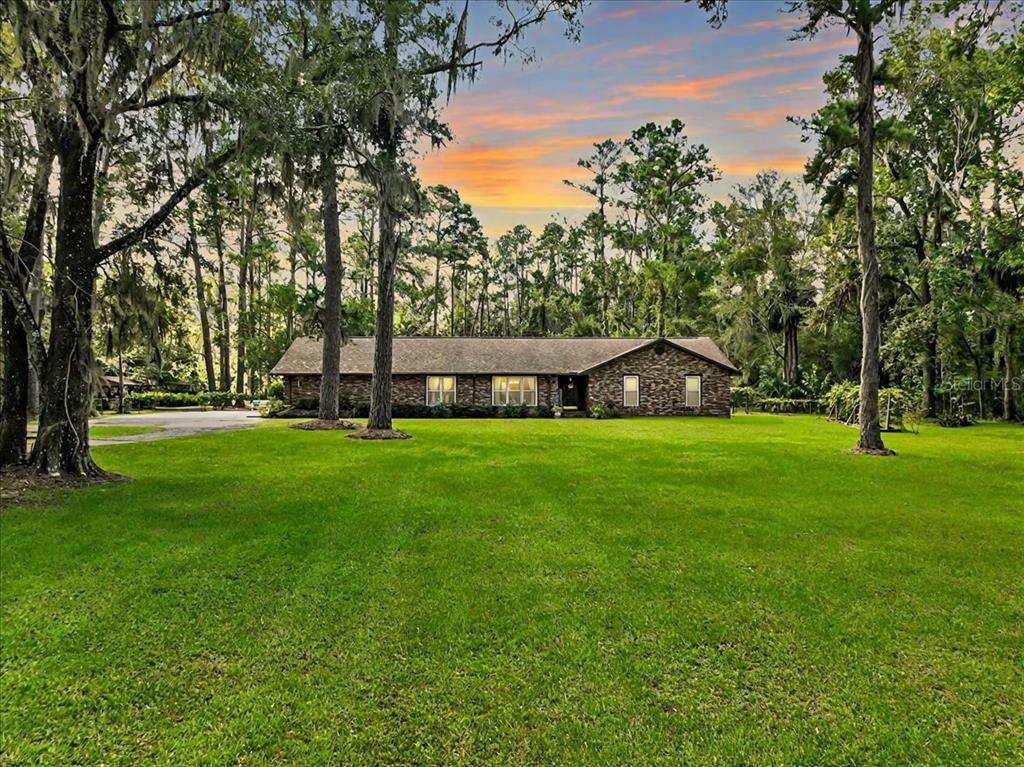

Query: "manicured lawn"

xmin=1 ymin=415 xmax=1021 ymax=765
xmin=89 ymin=424 xmax=165 ymax=438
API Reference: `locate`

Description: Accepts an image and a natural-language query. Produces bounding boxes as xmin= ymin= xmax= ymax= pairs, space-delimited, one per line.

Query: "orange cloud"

xmin=598 ymin=6 xmax=640 ymax=21
xmin=737 ymin=16 xmax=802 ymax=33
xmin=600 ymin=38 xmax=690 ymax=64
xmin=613 ymin=62 xmax=815 ymax=102
xmin=718 ymin=155 xmax=807 ymax=175
xmin=445 ymin=102 xmax=628 ymax=134
xmin=418 ymin=136 xmax=600 ymax=210
xmin=724 ymin=104 xmax=802 ymax=129
xmin=740 ymin=37 xmax=851 ymax=62
xmin=592 ymin=2 xmax=665 ymax=23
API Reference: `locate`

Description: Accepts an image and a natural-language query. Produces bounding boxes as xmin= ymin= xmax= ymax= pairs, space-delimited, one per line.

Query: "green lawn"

xmin=89 ymin=424 xmax=165 ymax=438
xmin=1 ymin=416 xmax=1021 ymax=765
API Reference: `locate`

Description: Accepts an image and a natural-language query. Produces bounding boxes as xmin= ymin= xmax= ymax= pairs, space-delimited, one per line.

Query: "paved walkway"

xmin=90 ymin=410 xmax=259 ymax=445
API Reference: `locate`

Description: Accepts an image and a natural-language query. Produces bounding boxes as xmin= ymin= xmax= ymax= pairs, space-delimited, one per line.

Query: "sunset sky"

xmin=417 ymin=0 xmax=853 ymax=236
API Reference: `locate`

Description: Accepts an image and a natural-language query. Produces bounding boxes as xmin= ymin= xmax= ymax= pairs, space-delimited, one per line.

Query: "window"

xmin=426 ymin=375 xmax=456 ymax=405
xmin=623 ymin=375 xmax=639 ymax=407
xmin=685 ymin=375 xmax=702 ymax=408
xmin=492 ymin=375 xmax=537 ymax=406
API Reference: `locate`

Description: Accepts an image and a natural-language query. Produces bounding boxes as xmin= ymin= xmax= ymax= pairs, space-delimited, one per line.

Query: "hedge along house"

xmin=271 ymin=336 xmax=739 ymax=416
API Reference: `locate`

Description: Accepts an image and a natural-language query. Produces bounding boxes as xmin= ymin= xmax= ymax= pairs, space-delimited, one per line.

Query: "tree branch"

xmin=94 ymin=142 xmax=237 ymax=264
xmin=116 ymin=2 xmax=230 ymax=31
xmin=115 ymin=93 xmax=229 ymax=115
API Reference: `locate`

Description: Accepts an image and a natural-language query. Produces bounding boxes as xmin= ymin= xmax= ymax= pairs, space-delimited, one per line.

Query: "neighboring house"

xmin=271 ymin=336 xmax=739 ymax=417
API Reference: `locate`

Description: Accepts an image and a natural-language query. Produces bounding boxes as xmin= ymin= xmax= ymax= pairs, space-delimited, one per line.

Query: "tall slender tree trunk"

xmin=116 ymin=341 xmax=125 ymax=414
xmin=235 ymin=253 xmax=248 ymax=395
xmin=235 ymin=176 xmax=257 ymax=397
xmin=28 ymin=248 xmax=45 ymax=414
xmin=0 ymin=147 xmax=52 ymax=466
xmin=318 ymin=155 xmax=343 ymax=421
xmin=189 ymin=213 xmax=216 ymax=391
xmin=783 ymin=316 xmax=799 ymax=386
xmin=287 ymin=240 xmax=297 ymax=343
xmin=432 ymin=252 xmax=441 ymax=335
xmin=211 ymin=191 xmax=231 ymax=391
xmin=31 ymin=135 xmax=104 ymax=476
xmin=1004 ymin=330 xmax=1017 ymax=422
xmin=853 ymin=23 xmax=889 ymax=453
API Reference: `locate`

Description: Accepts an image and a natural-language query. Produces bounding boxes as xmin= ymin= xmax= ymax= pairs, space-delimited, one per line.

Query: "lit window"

xmin=426 ymin=375 xmax=456 ymax=405
xmin=492 ymin=375 xmax=538 ymax=406
xmin=685 ymin=375 xmax=701 ymax=408
xmin=623 ymin=375 xmax=639 ymax=407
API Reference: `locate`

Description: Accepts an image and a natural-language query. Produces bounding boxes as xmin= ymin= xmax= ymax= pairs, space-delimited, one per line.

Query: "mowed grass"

xmin=1 ymin=416 xmax=1021 ymax=766
xmin=89 ymin=424 xmax=165 ymax=438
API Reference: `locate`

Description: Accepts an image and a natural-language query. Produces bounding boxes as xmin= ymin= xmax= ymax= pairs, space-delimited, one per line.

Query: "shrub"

xmin=730 ymin=386 xmax=759 ymax=413
xmin=295 ymin=397 xmax=320 ymax=412
xmin=937 ymin=398 xmax=975 ymax=428
xmin=589 ymin=402 xmax=619 ymax=420
xmin=498 ymin=403 xmax=529 ymax=418
xmin=533 ymin=404 xmax=554 ymax=418
xmin=267 ymin=380 xmax=284 ymax=399
xmin=258 ymin=398 xmax=287 ymax=417
xmin=450 ymin=403 xmax=493 ymax=418
xmin=759 ymin=397 xmax=820 ymax=414
xmin=431 ymin=402 xmax=452 ymax=418
xmin=823 ymin=382 xmax=918 ymax=431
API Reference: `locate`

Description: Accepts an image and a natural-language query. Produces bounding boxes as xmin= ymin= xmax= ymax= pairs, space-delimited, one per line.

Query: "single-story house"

xmin=271 ymin=336 xmax=739 ymax=416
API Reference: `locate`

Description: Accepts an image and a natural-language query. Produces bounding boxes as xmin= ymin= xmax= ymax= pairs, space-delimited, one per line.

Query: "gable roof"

xmin=271 ymin=336 xmax=739 ymax=376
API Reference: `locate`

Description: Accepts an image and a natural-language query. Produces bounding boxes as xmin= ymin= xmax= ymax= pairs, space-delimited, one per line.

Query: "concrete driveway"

xmin=90 ymin=409 xmax=259 ymax=445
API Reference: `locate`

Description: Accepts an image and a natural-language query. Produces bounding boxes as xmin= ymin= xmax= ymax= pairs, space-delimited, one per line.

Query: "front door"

xmin=558 ymin=375 xmax=587 ymax=410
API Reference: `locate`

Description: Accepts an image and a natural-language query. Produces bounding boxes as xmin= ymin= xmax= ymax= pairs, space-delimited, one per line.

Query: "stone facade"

xmin=587 ymin=341 xmax=731 ymax=416
xmin=282 ymin=341 xmax=731 ymax=416
xmin=284 ymin=373 xmax=559 ymax=407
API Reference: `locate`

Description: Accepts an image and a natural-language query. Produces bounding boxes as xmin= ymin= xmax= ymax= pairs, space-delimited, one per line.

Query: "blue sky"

xmin=417 ymin=0 xmax=853 ymax=235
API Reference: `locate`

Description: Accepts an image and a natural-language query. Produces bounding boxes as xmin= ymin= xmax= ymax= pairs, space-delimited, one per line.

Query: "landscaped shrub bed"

xmin=273 ymin=399 xmax=554 ymax=419
xmin=127 ymin=391 xmax=240 ymax=410
xmin=342 ymin=402 xmax=552 ymax=419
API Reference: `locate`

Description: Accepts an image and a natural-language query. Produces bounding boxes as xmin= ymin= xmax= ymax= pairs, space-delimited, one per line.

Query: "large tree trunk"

xmin=853 ymin=24 xmax=889 ymax=453
xmin=367 ymin=185 xmax=400 ymax=431
xmin=189 ymin=214 xmax=216 ymax=391
xmin=0 ymin=148 xmax=52 ymax=466
xmin=31 ymin=137 xmax=104 ymax=477
xmin=1 ymin=254 xmax=31 ymax=467
xmin=318 ymin=156 xmax=343 ymax=421
xmin=783 ymin=315 xmax=800 ymax=386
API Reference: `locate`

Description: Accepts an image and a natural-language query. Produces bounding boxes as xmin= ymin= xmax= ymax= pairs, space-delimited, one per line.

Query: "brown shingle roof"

xmin=271 ymin=336 xmax=739 ymax=376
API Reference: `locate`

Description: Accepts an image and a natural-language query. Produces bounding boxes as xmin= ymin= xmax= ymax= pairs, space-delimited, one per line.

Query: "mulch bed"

xmin=275 ymin=408 xmax=318 ymax=418
xmin=290 ymin=419 xmax=360 ymax=431
xmin=848 ymin=447 xmax=898 ymax=456
xmin=1 ymin=465 xmax=129 ymax=508
xmin=345 ymin=428 xmax=412 ymax=440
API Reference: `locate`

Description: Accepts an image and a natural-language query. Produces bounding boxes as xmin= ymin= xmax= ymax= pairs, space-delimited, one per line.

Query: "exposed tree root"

xmin=1 ymin=465 xmax=129 ymax=508
xmin=345 ymin=428 xmax=412 ymax=440
xmin=291 ymin=419 xmax=359 ymax=431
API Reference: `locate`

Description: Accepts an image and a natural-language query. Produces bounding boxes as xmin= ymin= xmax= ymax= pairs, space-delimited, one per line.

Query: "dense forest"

xmin=1 ymin=0 xmax=1021 ymax=473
